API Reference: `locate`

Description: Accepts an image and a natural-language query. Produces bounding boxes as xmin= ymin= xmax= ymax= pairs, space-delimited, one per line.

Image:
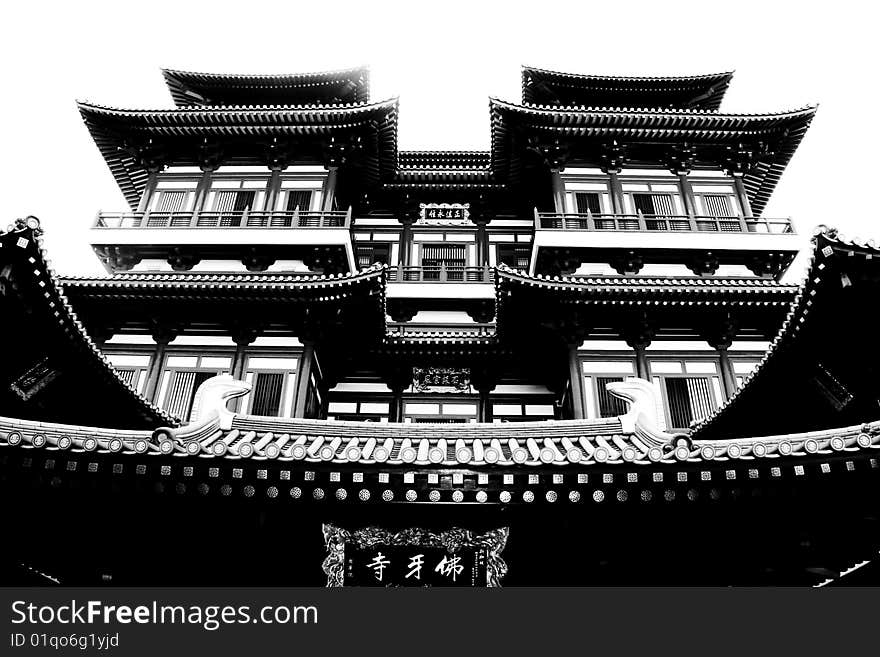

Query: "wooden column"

xmin=732 ymin=173 xmax=753 ymax=218
xmin=567 ymin=343 xmax=586 ymax=420
xmin=717 ymin=345 xmax=737 ymax=399
xmin=633 ymin=344 xmax=650 ymax=380
xmin=400 ymin=217 xmax=414 ymax=266
xmin=390 ymin=388 xmax=405 ymax=422
xmin=550 ymin=168 xmax=566 ymax=213
xmin=478 ymin=388 xmax=493 ymax=423
xmin=623 ymin=316 xmax=654 ymax=381
xmin=475 ymin=218 xmax=489 ymax=266
xmin=136 ymin=171 xmax=160 ymax=213
xmin=677 ymin=173 xmax=697 ymax=217
xmin=292 ymin=341 xmax=315 ymax=418
xmin=607 ymin=169 xmax=625 ymax=214
xmin=193 ymin=168 xmax=214 ymax=212
xmin=321 ymin=166 xmax=339 ymax=212
xmin=143 ymin=329 xmax=175 ymax=404
xmin=263 ymin=168 xmax=283 ymax=211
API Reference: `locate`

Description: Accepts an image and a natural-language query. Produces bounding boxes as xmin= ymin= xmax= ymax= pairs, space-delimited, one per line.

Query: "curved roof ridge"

xmin=0 ymin=222 xmax=177 ymax=428
xmin=77 ymin=97 xmax=398 ymax=115
xmin=491 ymin=96 xmax=818 ymax=118
xmin=691 ymin=226 xmax=880 ymax=439
xmin=162 ymin=65 xmax=369 ymax=81
xmin=522 ymin=65 xmax=735 ymax=82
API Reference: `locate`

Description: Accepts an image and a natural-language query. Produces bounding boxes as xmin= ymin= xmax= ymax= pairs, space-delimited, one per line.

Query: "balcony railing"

xmin=388 ymin=265 xmax=494 ymax=283
xmin=94 ymin=208 xmax=352 ymax=229
xmin=535 ymin=210 xmax=794 ymax=234
xmin=387 ymin=322 xmax=496 ymax=337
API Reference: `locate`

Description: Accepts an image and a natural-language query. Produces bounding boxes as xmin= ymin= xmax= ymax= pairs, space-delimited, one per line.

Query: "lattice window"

xmin=496 ymin=246 xmax=530 ymax=270
xmin=664 ymin=377 xmax=715 ymax=428
xmin=250 ymin=372 xmax=284 ymax=416
xmin=595 ymin=376 xmax=629 ymax=418
xmin=574 ymin=192 xmax=601 ymax=214
xmin=163 ymin=370 xmax=215 ymax=421
xmin=285 ymin=190 xmax=312 ymax=212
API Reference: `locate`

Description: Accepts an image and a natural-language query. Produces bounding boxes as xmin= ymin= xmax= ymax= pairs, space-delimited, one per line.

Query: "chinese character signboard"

xmin=322 ymin=525 xmax=509 ymax=587
xmin=418 ymin=203 xmax=471 ymax=225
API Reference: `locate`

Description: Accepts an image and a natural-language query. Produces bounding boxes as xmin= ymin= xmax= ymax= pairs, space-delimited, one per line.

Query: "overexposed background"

xmin=1 ymin=0 xmax=875 ymax=277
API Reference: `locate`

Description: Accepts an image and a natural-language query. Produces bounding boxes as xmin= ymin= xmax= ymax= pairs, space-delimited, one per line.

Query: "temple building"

xmin=3 ymin=66 xmax=879 ymax=586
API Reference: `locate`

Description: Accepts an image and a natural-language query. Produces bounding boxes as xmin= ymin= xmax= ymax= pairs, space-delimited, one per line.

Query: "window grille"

xmin=702 ymin=194 xmax=734 ymax=217
xmin=574 ymin=192 xmax=601 ymax=214
xmin=496 ymin=246 xmax=530 ymax=270
xmin=595 ymin=376 xmax=628 ymax=417
xmin=163 ymin=370 xmax=215 ymax=421
xmin=664 ymin=377 xmax=714 ymax=428
xmin=250 ymin=372 xmax=284 ymax=416
xmin=421 ymin=244 xmax=466 ymax=280
xmin=115 ymin=369 xmax=139 ymax=388
xmin=285 ymin=190 xmax=312 ymax=212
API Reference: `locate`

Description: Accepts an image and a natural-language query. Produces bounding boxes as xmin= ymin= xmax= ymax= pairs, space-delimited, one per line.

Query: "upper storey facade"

xmin=82 ymin=66 xmax=814 ymax=283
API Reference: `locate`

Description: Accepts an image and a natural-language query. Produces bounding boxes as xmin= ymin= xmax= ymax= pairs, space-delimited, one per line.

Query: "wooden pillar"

xmin=292 ymin=341 xmax=315 ymax=418
xmin=192 ymin=168 xmax=214 ymax=213
xmin=607 ymin=169 xmax=625 ymax=214
xmin=478 ymin=388 xmax=493 ymax=423
xmin=632 ymin=343 xmax=650 ymax=380
xmin=567 ymin=343 xmax=586 ymax=420
xmin=263 ymin=168 xmax=283 ymax=212
xmin=390 ymin=388 xmax=405 ymax=422
xmin=677 ymin=172 xmax=697 ymax=219
xmin=400 ymin=217 xmax=414 ymax=266
xmin=321 ymin=166 xmax=339 ymax=212
xmin=475 ymin=218 xmax=489 ymax=266
xmin=550 ymin=168 xmax=566 ymax=213
xmin=732 ymin=173 xmax=753 ymax=218
xmin=717 ymin=345 xmax=737 ymax=399
xmin=136 ymin=171 xmax=160 ymax=213
xmin=143 ymin=335 xmax=173 ymax=404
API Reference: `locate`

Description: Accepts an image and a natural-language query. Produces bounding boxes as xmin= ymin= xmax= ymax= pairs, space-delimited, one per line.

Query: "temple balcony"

xmin=90 ymin=208 xmax=355 ymax=274
xmin=532 ymin=211 xmax=800 ymax=278
xmin=387 ymin=264 xmax=494 ymax=284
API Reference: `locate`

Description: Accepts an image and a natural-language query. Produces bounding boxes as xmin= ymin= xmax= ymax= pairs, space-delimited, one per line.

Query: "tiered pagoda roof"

xmin=489 ymin=100 xmax=817 ymax=215
xmin=78 ymin=99 xmax=399 ymax=209
xmin=79 ymin=67 xmax=816 ymax=216
xmin=521 ymin=67 xmax=734 ymax=110
xmin=162 ymin=66 xmax=371 ymax=107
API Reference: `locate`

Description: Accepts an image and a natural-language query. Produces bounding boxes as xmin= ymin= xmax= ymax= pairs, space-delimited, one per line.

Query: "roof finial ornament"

xmin=607 ymin=378 xmax=691 ymax=448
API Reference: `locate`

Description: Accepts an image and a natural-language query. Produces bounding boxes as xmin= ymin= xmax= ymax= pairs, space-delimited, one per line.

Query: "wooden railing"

xmin=95 ymin=207 xmax=352 ymax=229
xmin=387 ymin=322 xmax=496 ymax=337
xmin=388 ymin=265 xmax=494 ymax=283
xmin=534 ymin=210 xmax=794 ymax=234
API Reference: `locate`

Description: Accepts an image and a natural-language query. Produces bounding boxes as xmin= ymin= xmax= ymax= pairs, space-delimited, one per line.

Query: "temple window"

xmin=240 ymin=357 xmax=298 ymax=417
xmin=149 ymin=180 xmax=198 ymax=215
xmin=327 ymin=401 xmax=390 ymax=422
xmin=692 ymin=184 xmax=742 ymax=217
xmin=158 ymin=354 xmax=232 ymax=420
xmin=491 ymin=402 xmax=555 ymax=422
xmin=496 ymin=245 xmax=530 ymax=270
xmin=574 ymin=192 xmax=601 ymax=214
xmin=648 ymin=359 xmax=724 ymax=430
xmin=403 ymin=401 xmax=477 ymax=423
xmin=732 ymin=359 xmax=762 ymax=388
xmin=581 ymin=360 xmax=637 ymax=419
xmin=105 ymin=354 xmax=150 ymax=394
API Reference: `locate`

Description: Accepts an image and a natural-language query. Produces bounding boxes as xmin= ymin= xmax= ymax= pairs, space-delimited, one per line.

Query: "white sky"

xmin=2 ymin=0 xmax=877 ymax=278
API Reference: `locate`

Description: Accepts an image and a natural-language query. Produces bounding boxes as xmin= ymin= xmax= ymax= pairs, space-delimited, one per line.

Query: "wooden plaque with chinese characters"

xmin=322 ymin=525 xmax=508 ymax=587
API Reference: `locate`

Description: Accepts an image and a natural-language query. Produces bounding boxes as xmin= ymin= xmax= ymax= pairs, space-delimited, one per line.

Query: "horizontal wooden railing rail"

xmin=387 ymin=265 xmax=494 ymax=283
xmin=94 ymin=207 xmax=352 ymax=229
xmin=534 ymin=209 xmax=794 ymax=235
